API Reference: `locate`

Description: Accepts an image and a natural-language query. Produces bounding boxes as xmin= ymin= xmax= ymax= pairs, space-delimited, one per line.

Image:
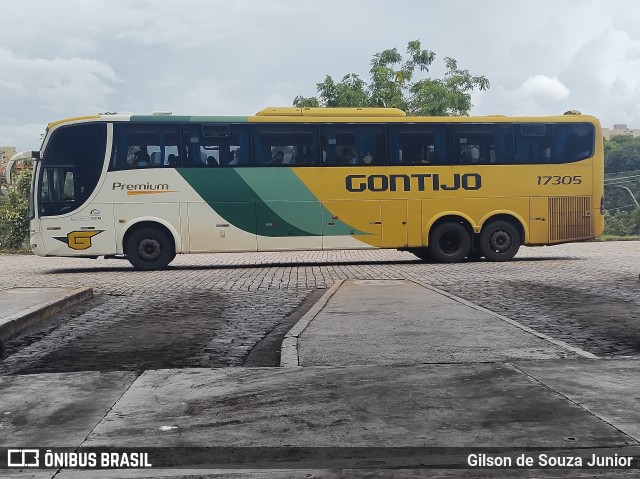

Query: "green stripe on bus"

xmin=130 ymin=116 xmax=249 ymax=123
xmin=177 ymin=168 xmax=317 ymax=236
xmin=236 ymin=169 xmax=366 ymax=235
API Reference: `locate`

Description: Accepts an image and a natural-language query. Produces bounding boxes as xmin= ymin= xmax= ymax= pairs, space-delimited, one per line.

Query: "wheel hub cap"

xmin=489 ymin=230 xmax=511 ymax=252
xmin=138 ymin=239 xmax=161 ymax=261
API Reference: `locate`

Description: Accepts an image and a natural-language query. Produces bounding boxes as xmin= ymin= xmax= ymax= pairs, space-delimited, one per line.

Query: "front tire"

xmin=125 ymin=227 xmax=175 ymax=271
xmin=479 ymin=220 xmax=521 ymax=262
xmin=428 ymin=222 xmax=471 ymax=263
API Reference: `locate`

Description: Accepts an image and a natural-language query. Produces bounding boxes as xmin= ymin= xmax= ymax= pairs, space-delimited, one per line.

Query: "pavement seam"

xmin=280 ymin=279 xmax=344 ymax=367
xmin=73 ymin=372 xmax=142 ymax=447
xmin=410 ymin=279 xmax=599 ymax=359
xmin=508 ymin=362 xmax=640 ymax=445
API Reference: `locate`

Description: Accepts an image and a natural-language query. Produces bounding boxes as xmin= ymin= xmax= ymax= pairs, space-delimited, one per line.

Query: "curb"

xmin=280 ymin=280 xmax=343 ymax=367
xmin=0 ymin=287 xmax=93 ymax=342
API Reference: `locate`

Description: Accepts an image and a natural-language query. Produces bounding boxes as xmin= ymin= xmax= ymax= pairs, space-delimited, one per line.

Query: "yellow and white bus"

xmin=20 ymin=107 xmax=604 ymax=270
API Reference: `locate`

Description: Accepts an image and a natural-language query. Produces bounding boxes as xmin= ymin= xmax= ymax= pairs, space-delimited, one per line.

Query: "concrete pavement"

xmin=0 ymin=287 xmax=92 ymax=359
xmin=1 ymin=278 xmax=639 ymax=477
xmin=285 ymin=279 xmax=595 ymax=367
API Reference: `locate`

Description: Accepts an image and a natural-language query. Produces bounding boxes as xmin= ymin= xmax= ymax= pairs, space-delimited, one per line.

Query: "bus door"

xmin=322 ymin=200 xmax=381 ymax=249
xmin=37 ymin=164 xmax=116 ymax=256
xmin=381 ymin=199 xmax=408 ymax=247
xmin=529 ymin=197 xmax=549 ymax=244
xmin=256 ymin=201 xmax=323 ymax=251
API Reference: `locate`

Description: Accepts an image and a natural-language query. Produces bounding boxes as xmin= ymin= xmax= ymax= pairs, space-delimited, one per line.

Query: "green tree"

xmin=603 ymin=208 xmax=640 ymax=236
xmin=293 ymin=40 xmax=489 ymax=115
xmin=603 ymin=136 xmax=640 ymax=236
xmin=0 ymin=166 xmax=32 ymax=250
xmin=604 ymin=135 xmax=640 ymax=174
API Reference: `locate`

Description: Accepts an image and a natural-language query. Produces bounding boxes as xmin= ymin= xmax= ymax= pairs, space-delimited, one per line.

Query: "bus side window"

xmin=554 ymin=123 xmax=594 ymax=163
xmin=320 ymin=125 xmax=386 ymax=166
xmin=252 ymin=125 xmax=319 ymax=166
xmin=182 ymin=124 xmax=251 ymax=167
xmin=111 ymin=124 xmax=179 ymax=170
xmin=515 ymin=124 xmax=552 ymax=164
xmin=388 ymin=125 xmax=449 ymax=165
xmin=453 ymin=124 xmax=513 ymax=165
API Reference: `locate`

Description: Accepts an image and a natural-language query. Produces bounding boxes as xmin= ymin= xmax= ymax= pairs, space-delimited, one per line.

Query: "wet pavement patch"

xmin=11 ymin=288 xmax=311 ymax=374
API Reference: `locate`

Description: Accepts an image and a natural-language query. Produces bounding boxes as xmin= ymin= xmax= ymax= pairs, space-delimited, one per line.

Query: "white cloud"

xmin=0 ymin=48 xmax=120 ymax=119
xmin=518 ymin=75 xmax=570 ymax=103
xmin=0 ymin=118 xmax=45 ymax=151
xmin=4 ymin=0 xmax=640 ymax=149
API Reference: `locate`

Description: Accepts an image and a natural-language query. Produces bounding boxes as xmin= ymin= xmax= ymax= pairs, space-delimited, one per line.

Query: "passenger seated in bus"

xmin=470 ymin=146 xmax=480 ymax=163
xmin=206 ymin=156 xmax=219 ymax=167
xmin=337 ymin=147 xmax=356 ymax=165
xmin=422 ymin=151 xmax=435 ymax=164
xmin=131 ymin=150 xmax=151 ymax=168
xmin=167 ymin=154 xmax=179 ymax=167
xmin=460 ymin=150 xmax=472 ymax=164
xmin=150 ymin=151 xmax=161 ymax=166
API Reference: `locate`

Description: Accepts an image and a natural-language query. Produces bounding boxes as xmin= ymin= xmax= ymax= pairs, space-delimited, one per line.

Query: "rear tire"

xmin=428 ymin=222 xmax=471 ymax=263
xmin=125 ymin=227 xmax=175 ymax=271
xmin=479 ymin=220 xmax=521 ymax=262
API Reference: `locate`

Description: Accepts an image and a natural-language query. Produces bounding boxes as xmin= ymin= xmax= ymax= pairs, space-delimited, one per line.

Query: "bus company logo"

xmin=53 ymin=230 xmax=104 ymax=250
xmin=111 ymin=182 xmax=177 ymax=196
xmin=7 ymin=449 xmax=40 ymax=467
xmin=346 ymin=173 xmax=482 ymax=192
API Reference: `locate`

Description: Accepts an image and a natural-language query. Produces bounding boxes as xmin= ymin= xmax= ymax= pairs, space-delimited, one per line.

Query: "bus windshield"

xmin=39 ymin=123 xmax=106 ymax=216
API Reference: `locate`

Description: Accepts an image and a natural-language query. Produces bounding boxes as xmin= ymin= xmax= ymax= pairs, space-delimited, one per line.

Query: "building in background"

xmin=602 ymin=124 xmax=640 ymax=140
xmin=0 ymin=146 xmax=19 ymax=182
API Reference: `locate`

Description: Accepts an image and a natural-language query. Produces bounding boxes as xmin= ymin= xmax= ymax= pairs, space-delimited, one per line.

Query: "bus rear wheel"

xmin=125 ymin=227 xmax=175 ymax=271
xmin=429 ymin=222 xmax=471 ymax=263
xmin=479 ymin=220 xmax=521 ymax=262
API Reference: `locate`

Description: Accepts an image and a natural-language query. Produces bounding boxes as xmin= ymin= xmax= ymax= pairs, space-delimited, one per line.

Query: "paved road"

xmin=1 ymin=241 xmax=638 ymax=374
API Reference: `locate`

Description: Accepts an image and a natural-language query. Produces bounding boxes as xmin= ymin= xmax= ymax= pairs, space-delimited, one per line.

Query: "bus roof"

xmin=45 ymin=108 xmax=601 ymax=129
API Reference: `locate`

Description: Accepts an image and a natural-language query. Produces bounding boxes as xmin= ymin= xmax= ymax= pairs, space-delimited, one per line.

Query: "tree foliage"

xmin=0 ymin=166 xmax=32 ymax=250
xmin=603 ymin=135 xmax=640 ymax=236
xmin=603 ymin=208 xmax=640 ymax=236
xmin=604 ymin=135 xmax=640 ymax=174
xmin=294 ymin=40 xmax=489 ymax=116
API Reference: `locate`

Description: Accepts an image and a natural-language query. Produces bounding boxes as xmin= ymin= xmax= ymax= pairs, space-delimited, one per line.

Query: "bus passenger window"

xmin=253 ymin=125 xmax=319 ymax=166
xmin=453 ymin=124 xmax=513 ymax=165
xmin=387 ymin=125 xmax=449 ymax=165
xmin=554 ymin=124 xmax=594 ymax=163
xmin=515 ymin=124 xmax=552 ymax=164
xmin=182 ymin=124 xmax=250 ymax=167
xmin=111 ymin=124 xmax=179 ymax=170
xmin=321 ymin=125 xmax=386 ymax=166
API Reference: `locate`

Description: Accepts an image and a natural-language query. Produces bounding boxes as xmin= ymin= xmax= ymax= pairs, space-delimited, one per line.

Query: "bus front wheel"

xmin=125 ymin=227 xmax=176 ymax=271
xmin=479 ymin=220 xmax=521 ymax=262
xmin=428 ymin=222 xmax=471 ymax=263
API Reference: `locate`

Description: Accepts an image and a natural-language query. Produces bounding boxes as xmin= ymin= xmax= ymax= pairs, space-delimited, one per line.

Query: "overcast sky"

xmin=2 ymin=0 xmax=640 ymax=151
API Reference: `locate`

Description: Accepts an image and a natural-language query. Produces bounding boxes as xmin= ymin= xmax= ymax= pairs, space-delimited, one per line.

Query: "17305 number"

xmin=537 ymin=175 xmax=582 ymax=185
